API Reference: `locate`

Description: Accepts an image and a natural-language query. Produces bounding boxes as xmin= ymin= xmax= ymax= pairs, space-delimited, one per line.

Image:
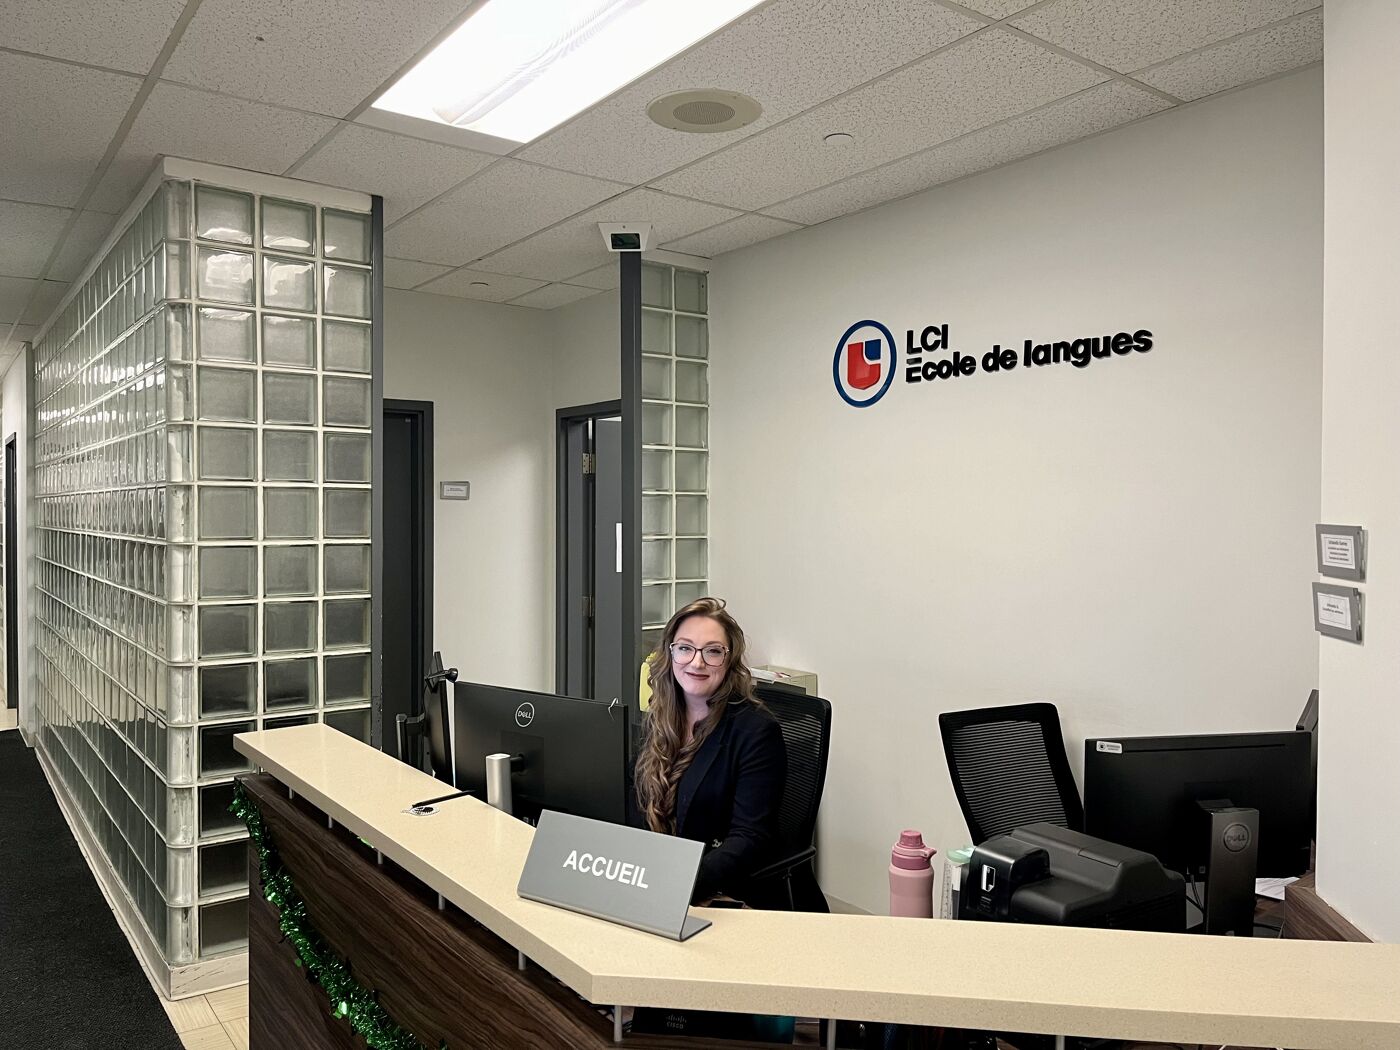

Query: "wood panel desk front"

xmin=233 ymin=725 xmax=1400 ymax=1049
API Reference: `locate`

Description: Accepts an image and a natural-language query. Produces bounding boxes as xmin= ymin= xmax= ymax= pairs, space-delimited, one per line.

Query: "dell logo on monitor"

xmin=514 ymin=702 xmax=535 ymax=728
xmin=1222 ymin=823 xmax=1252 ymax=853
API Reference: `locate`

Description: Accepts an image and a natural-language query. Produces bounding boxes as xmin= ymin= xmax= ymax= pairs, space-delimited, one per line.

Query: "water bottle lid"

xmin=891 ymin=828 xmax=935 ymax=869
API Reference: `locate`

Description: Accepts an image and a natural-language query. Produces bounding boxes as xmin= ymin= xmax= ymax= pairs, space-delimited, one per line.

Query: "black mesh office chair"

xmin=745 ymin=682 xmax=833 ymax=912
xmin=938 ymin=702 xmax=1083 ymax=845
xmin=940 ymin=703 xmax=1093 ymax=1050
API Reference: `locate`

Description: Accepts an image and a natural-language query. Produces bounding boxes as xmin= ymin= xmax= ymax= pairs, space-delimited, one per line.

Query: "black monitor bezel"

xmin=1083 ymin=729 xmax=1313 ymax=879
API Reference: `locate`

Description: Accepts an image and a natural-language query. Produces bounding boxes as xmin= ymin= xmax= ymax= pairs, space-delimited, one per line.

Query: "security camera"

xmin=598 ymin=222 xmax=652 ymax=252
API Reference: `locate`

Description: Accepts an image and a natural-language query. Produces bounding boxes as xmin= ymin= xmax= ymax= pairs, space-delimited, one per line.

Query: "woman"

xmin=633 ymin=597 xmax=786 ymax=905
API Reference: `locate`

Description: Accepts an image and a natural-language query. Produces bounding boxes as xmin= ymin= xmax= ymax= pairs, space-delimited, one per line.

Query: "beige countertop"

xmin=234 ymin=724 xmax=1400 ymax=1049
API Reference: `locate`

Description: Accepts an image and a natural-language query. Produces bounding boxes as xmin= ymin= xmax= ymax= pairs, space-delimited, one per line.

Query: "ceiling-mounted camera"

xmin=598 ymin=222 xmax=653 ymax=252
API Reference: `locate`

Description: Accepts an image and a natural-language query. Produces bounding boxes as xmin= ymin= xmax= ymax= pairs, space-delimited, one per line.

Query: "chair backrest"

xmin=754 ymin=683 xmax=832 ymax=856
xmin=938 ymin=702 xmax=1083 ymax=845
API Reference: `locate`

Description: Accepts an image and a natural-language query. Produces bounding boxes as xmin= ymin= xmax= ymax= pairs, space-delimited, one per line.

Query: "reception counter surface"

xmin=234 ymin=725 xmax=1400 ymax=1049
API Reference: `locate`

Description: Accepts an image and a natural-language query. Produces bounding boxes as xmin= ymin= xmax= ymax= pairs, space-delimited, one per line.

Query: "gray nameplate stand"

xmin=518 ymin=809 xmax=711 ymax=941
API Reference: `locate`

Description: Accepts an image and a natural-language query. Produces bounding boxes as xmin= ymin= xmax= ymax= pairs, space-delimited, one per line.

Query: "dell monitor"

xmin=452 ymin=681 xmax=630 ymax=825
xmin=1083 ymin=730 xmax=1313 ymax=934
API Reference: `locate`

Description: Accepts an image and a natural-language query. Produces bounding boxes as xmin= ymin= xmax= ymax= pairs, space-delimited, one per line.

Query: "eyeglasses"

xmin=669 ymin=643 xmax=730 ymax=667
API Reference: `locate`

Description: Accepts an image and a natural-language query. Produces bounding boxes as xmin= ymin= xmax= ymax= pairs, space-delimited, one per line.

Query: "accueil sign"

xmin=833 ymin=319 xmax=1156 ymax=408
xmin=561 ymin=849 xmax=650 ymax=889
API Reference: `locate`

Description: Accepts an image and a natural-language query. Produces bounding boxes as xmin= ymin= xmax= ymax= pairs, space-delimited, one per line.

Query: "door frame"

xmin=555 ymin=399 xmax=621 ymax=695
xmin=4 ymin=434 xmax=16 ymax=712
xmin=382 ymin=399 xmax=435 ymax=719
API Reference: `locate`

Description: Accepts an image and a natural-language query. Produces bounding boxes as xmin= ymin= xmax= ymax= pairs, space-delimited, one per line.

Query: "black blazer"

xmin=632 ymin=699 xmax=786 ymax=902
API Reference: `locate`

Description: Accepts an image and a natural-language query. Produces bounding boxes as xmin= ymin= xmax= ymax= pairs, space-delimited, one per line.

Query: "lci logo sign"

xmin=832 ymin=317 xmax=1155 ymax=407
xmin=832 ymin=320 xmax=897 ymax=408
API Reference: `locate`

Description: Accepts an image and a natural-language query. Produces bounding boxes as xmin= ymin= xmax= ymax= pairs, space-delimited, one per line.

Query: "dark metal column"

xmin=370 ymin=193 xmax=386 ymax=748
xmin=618 ymin=253 xmax=642 ymax=728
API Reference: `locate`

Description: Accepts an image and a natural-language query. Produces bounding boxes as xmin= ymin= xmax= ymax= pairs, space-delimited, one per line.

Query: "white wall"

xmin=550 ymin=290 xmax=620 ymax=409
xmin=1316 ymin=0 xmax=1400 ymax=942
xmin=382 ymin=286 xmax=621 ymax=693
xmin=384 ymin=289 xmax=557 ymax=691
xmin=2 ymin=348 xmax=32 ymax=737
xmin=708 ymin=69 xmax=1323 ymax=914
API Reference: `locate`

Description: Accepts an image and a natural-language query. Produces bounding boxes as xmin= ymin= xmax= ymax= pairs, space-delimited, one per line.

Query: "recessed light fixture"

xmin=823 ymin=132 xmax=855 ymax=146
xmin=372 ymin=0 xmax=765 ymax=144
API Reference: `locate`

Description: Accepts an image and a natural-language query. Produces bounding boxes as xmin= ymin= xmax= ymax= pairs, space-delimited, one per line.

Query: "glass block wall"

xmin=31 ymin=175 xmax=376 ymax=972
xmin=640 ymin=263 xmax=709 ymax=652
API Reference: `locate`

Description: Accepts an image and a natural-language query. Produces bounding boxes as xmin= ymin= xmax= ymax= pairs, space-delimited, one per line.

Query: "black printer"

xmin=960 ymin=822 xmax=1185 ymax=933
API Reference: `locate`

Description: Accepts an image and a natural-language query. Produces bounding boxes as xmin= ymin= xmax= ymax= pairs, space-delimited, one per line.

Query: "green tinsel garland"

xmin=231 ymin=783 xmax=434 ymax=1050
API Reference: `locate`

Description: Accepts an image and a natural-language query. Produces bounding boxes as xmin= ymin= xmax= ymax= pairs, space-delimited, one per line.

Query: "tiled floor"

xmin=160 ymin=983 xmax=249 ymax=1050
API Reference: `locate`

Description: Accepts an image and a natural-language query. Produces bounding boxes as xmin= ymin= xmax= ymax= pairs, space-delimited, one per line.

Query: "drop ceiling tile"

xmin=416 ymin=268 xmax=546 ymax=304
xmin=0 ymin=324 xmax=38 ymax=355
xmin=0 ymin=52 xmax=142 ymax=208
xmin=22 ymin=279 xmax=68 ymax=326
xmin=767 ymin=80 xmax=1171 ymax=226
xmin=162 ymin=0 xmax=469 ymax=116
xmin=508 ymin=284 xmax=602 ymax=310
xmin=0 ymin=277 xmax=68 ymax=326
xmin=0 ymin=201 xmax=73 ymax=278
xmin=653 ymin=29 xmax=1106 ymax=211
xmin=566 ymin=263 xmax=620 ymax=291
xmin=956 ymin=0 xmax=1042 ymax=17
xmin=663 ymin=215 xmax=802 ymax=259
xmin=0 ymin=0 xmax=185 ymax=74
xmin=90 ymin=82 xmax=339 ymax=213
xmin=1011 ymin=0 xmax=1319 ymax=74
xmin=0 ymin=278 xmax=36 ymax=324
xmin=50 ymin=211 xmax=119 ymax=283
xmin=1134 ymin=10 xmax=1321 ymax=101
xmin=383 ymin=160 xmax=627 ymax=267
xmin=517 ymin=0 xmax=982 ymax=184
xmin=384 ymin=257 xmax=452 ymax=290
xmin=476 ymin=190 xmax=740 ymax=283
xmin=293 ymin=124 xmax=493 ymax=223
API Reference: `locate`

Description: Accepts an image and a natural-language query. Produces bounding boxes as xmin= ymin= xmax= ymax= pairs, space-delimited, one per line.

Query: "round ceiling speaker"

xmin=647 ymin=90 xmax=762 ymax=134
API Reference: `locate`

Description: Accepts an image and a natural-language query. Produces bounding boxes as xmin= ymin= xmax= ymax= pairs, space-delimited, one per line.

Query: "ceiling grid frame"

xmin=1 ymin=0 xmax=1325 ymax=341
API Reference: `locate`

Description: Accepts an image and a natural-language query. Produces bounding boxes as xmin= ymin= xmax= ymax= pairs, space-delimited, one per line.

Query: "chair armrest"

xmin=747 ymin=846 xmax=816 ymax=883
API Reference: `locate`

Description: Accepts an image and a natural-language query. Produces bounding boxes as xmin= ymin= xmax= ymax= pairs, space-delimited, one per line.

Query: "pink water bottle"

xmin=889 ymin=830 xmax=937 ymax=918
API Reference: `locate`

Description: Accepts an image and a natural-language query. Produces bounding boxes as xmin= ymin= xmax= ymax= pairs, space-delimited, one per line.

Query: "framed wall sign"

xmin=1315 ymin=523 xmax=1365 ymax=581
xmin=1312 ymin=582 xmax=1363 ymax=643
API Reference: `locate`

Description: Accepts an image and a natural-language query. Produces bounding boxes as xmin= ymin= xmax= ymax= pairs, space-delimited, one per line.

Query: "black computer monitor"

xmin=423 ymin=652 xmax=453 ymax=783
xmin=452 ymin=681 xmax=630 ymax=824
xmin=1082 ymin=730 xmax=1313 ymax=880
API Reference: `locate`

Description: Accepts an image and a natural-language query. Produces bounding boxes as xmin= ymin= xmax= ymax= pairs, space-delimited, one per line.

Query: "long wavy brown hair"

xmin=635 ymin=597 xmax=758 ymax=834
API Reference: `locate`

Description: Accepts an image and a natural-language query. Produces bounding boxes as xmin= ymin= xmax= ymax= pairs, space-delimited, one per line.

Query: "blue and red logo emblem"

xmin=833 ymin=320 xmax=897 ymax=408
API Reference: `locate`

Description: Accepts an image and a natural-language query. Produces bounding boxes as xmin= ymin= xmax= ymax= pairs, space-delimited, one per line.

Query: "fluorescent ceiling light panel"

xmin=373 ymin=0 xmax=764 ymax=144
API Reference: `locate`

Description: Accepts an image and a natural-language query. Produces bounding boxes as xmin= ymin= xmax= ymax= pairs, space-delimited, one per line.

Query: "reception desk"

xmin=233 ymin=725 xmax=1400 ymax=1049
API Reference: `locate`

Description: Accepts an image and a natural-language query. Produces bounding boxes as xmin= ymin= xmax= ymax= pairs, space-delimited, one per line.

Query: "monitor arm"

xmin=425 ymin=666 xmax=459 ymax=689
xmin=396 ymin=667 xmax=461 ymax=770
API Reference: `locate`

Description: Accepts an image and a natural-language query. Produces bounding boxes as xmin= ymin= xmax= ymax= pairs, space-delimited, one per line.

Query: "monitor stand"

xmin=486 ymin=752 xmax=526 ymax=815
xmin=1197 ymin=799 xmax=1259 ymax=936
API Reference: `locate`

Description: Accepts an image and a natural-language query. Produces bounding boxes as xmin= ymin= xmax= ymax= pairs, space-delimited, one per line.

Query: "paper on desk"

xmin=1255 ymin=876 xmax=1299 ymax=900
